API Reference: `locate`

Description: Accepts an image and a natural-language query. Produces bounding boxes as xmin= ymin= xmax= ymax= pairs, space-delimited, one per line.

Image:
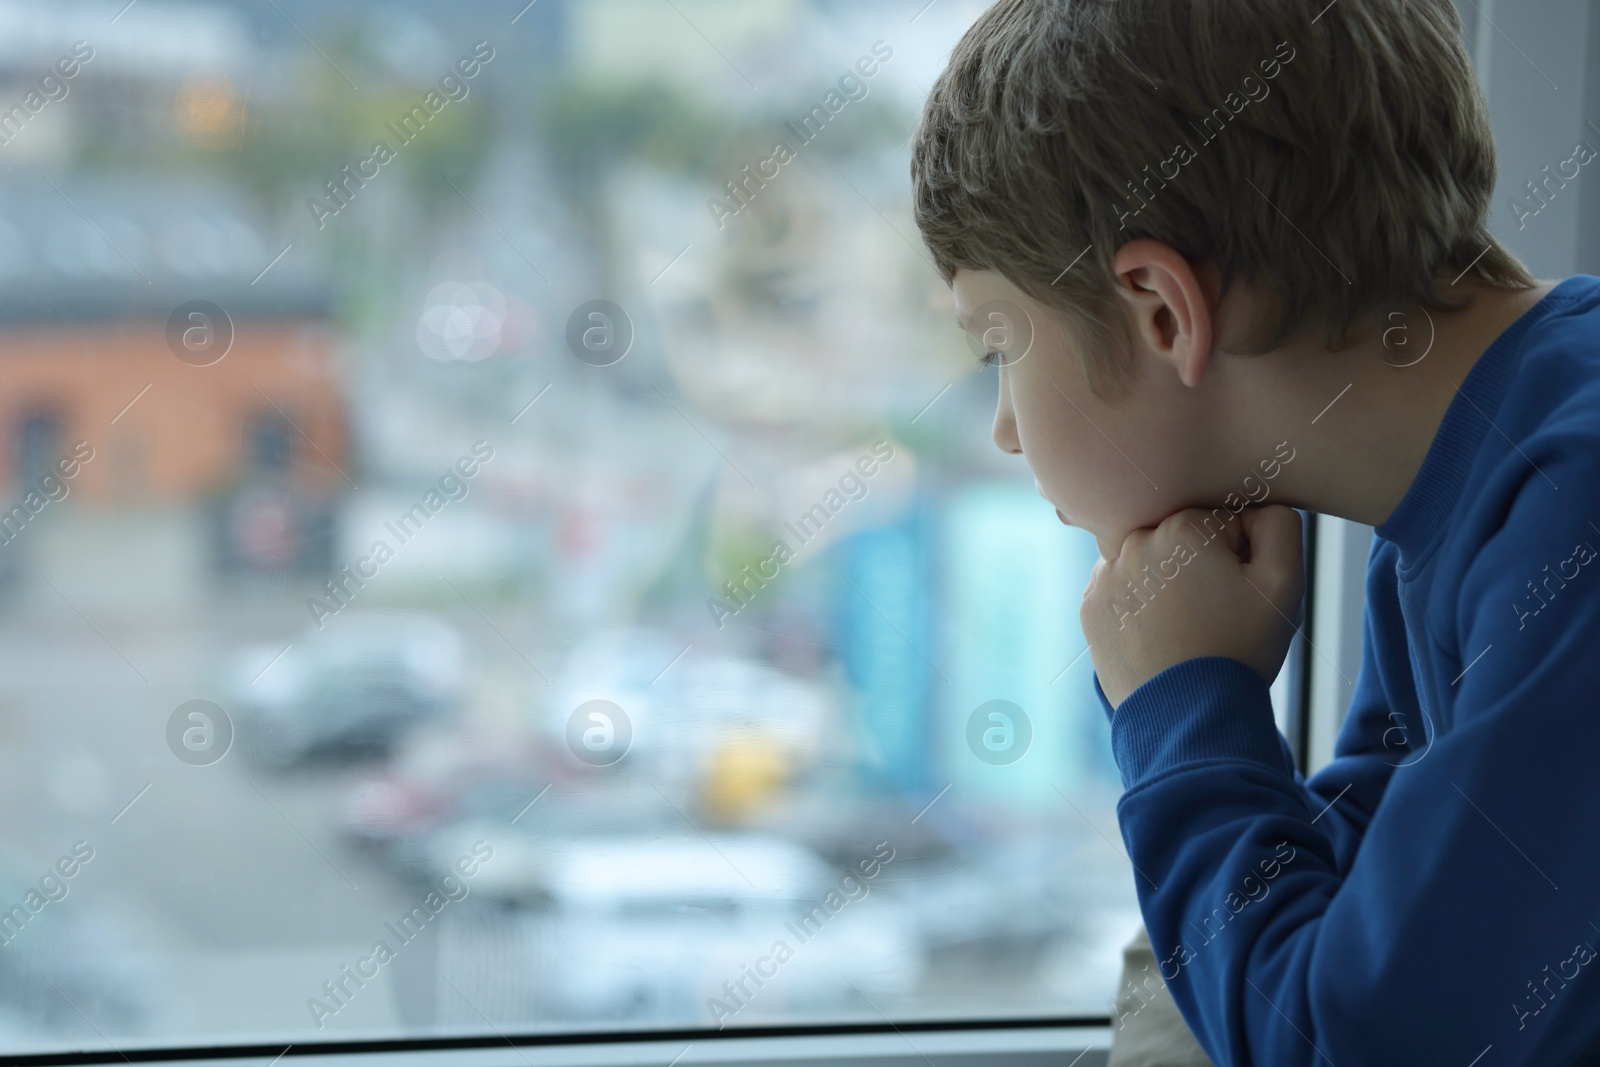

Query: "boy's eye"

xmin=979 ymin=350 xmax=1001 ymax=368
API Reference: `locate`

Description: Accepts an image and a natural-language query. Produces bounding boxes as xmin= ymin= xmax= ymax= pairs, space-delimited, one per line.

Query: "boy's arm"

xmin=1214 ymin=532 xmax=1405 ymax=874
xmin=1277 ymin=535 xmax=1410 ymax=874
xmin=1102 ymin=450 xmax=1600 ymax=1065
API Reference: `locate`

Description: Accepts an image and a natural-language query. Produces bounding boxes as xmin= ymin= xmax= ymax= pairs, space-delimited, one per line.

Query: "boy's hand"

xmin=1080 ymin=504 xmax=1305 ymax=710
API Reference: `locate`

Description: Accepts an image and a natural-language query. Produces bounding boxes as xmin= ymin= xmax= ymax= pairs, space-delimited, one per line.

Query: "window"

xmin=14 ymin=408 xmax=64 ymax=486
xmin=0 ymin=1 xmax=1326 ymax=1063
xmin=246 ymin=411 xmax=294 ymax=476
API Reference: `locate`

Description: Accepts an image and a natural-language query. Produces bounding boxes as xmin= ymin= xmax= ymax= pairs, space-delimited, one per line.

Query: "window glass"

xmin=0 ymin=0 xmax=1140 ymax=1053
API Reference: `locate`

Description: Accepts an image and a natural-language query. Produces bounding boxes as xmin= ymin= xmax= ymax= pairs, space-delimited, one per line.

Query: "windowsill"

xmin=8 ymin=1022 xmax=1113 ymax=1067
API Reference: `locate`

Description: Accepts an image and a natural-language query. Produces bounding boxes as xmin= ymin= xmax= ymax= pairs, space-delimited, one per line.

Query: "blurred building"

xmin=834 ymin=502 xmax=934 ymax=796
xmin=940 ymin=483 xmax=1118 ymax=807
xmin=0 ymin=178 xmax=342 ymax=611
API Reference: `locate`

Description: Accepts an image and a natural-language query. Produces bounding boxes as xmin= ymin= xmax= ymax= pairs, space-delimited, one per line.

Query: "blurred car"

xmin=542 ymin=628 xmax=834 ymax=794
xmin=335 ymin=725 xmax=546 ymax=847
xmin=0 ymin=854 xmax=149 ymax=1044
xmin=225 ymin=612 xmax=465 ymax=769
xmin=525 ymin=834 xmax=923 ymax=1024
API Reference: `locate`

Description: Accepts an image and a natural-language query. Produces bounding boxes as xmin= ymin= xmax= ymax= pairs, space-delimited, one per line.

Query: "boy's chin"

xmin=1090 ymin=524 xmax=1129 ymax=563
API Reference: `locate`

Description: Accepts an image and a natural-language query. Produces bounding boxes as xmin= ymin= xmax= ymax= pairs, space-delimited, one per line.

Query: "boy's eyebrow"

xmin=954 ymin=313 xmax=969 ymax=333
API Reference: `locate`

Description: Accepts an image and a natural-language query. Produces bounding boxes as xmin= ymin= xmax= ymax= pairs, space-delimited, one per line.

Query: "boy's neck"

xmin=1231 ymin=276 xmax=1561 ymax=531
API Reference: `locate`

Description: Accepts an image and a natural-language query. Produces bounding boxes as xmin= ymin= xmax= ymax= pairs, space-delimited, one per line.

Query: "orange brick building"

xmin=0 ymin=318 xmax=345 ymax=501
xmin=0 ymin=176 xmax=353 ymax=582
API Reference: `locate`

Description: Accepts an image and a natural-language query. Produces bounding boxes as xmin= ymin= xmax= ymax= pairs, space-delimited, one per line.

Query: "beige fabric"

xmin=1106 ymin=924 xmax=1216 ymax=1067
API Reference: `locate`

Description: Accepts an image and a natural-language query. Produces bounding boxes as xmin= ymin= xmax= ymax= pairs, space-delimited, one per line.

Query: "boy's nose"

xmin=992 ymin=393 xmax=1022 ymax=455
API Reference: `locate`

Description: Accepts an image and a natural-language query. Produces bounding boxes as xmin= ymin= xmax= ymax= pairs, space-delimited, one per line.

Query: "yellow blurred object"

xmin=175 ymin=76 xmax=245 ymax=146
xmin=702 ymin=732 xmax=789 ymax=824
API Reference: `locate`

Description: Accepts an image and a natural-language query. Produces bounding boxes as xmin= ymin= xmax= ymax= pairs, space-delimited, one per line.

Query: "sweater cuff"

xmin=1092 ymin=669 xmax=1116 ymax=722
xmin=1108 ymin=656 xmax=1283 ymax=790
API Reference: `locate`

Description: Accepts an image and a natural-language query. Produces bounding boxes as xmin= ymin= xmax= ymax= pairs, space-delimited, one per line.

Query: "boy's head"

xmin=911 ymin=0 xmax=1534 ymax=557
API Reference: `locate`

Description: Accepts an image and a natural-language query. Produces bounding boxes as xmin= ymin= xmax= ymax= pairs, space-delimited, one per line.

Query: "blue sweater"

xmin=1092 ymin=273 xmax=1600 ymax=1066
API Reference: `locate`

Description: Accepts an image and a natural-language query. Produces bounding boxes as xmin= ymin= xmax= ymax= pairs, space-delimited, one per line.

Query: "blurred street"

xmin=0 ymin=0 xmax=1143 ymax=1054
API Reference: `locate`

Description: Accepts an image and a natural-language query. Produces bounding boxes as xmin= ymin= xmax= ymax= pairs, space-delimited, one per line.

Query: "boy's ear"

xmin=1110 ymin=239 xmax=1214 ymax=389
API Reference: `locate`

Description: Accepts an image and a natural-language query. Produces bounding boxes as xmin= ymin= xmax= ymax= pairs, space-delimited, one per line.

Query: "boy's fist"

xmin=1080 ymin=504 xmax=1305 ymax=710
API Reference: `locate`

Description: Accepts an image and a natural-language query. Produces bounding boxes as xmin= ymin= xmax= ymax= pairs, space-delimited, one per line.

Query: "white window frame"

xmin=7 ymin=1026 xmax=1111 ymax=1066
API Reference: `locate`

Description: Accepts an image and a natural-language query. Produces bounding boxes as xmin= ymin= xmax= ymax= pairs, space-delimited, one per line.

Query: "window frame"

xmin=5 ymin=1021 xmax=1111 ymax=1066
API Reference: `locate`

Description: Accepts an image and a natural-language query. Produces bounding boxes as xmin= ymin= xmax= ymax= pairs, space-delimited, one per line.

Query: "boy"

xmin=912 ymin=1 xmax=1600 ymax=1064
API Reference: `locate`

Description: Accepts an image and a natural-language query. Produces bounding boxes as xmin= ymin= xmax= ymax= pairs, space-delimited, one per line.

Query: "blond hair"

xmin=911 ymin=0 xmax=1535 ymax=399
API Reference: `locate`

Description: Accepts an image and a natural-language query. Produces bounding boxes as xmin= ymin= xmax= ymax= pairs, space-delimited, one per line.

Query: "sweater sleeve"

xmin=1092 ymin=531 xmax=1403 ymax=875
xmin=1104 ymin=443 xmax=1600 ymax=1066
xmin=1293 ymin=536 xmax=1409 ymax=875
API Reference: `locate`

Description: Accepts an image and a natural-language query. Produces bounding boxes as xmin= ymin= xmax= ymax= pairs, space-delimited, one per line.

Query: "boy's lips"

xmin=1036 ymin=483 xmax=1072 ymax=526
